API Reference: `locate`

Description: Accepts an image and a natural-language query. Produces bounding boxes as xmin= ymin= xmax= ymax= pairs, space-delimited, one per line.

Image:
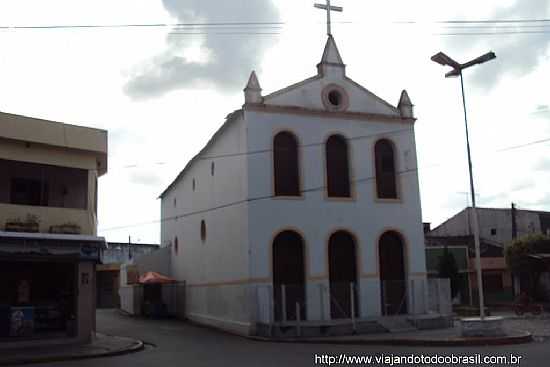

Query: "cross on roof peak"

xmin=314 ymin=0 xmax=343 ymax=36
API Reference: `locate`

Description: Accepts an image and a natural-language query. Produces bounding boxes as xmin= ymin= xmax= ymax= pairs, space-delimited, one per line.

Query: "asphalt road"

xmin=35 ymin=310 xmax=550 ymax=367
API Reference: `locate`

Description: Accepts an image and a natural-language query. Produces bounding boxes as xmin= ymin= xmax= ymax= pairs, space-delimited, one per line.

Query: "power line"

xmin=436 ymin=30 xmax=550 ymax=36
xmin=99 ymin=167 xmax=419 ymax=232
xmin=99 ymin=132 xmax=550 ymax=232
xmin=2 ymin=18 xmax=550 ymax=31
xmin=496 ymin=137 xmax=550 ymax=152
xmin=107 ymin=127 xmax=412 ymax=170
xmin=108 ymin=133 xmax=550 ymax=171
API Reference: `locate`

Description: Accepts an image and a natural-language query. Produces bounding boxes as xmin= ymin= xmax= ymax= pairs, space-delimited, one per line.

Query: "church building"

xmin=159 ymin=34 xmax=428 ymax=336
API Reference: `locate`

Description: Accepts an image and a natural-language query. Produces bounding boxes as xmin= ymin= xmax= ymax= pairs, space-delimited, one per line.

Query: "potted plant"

xmin=50 ymin=222 xmax=81 ymax=235
xmin=5 ymin=214 xmax=40 ymax=233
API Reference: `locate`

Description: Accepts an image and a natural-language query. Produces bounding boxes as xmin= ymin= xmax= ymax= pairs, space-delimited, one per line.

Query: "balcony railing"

xmin=0 ymin=203 xmax=96 ymax=236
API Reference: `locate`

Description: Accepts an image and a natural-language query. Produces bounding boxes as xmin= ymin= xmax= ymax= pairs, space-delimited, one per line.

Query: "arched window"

xmin=328 ymin=230 xmax=358 ymax=318
xmin=326 ymin=135 xmax=351 ymax=197
xmin=375 ymin=139 xmax=397 ymax=199
xmin=272 ymin=230 xmax=306 ymax=321
xmin=378 ymin=231 xmax=407 ymax=315
xmin=273 ymin=132 xmax=300 ymax=196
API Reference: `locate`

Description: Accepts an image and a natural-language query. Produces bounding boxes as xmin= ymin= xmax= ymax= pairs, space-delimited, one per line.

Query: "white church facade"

xmin=159 ymin=36 xmax=428 ymax=336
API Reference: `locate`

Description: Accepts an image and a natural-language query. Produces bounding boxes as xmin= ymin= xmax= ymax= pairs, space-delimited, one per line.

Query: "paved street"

xmin=32 ymin=310 xmax=550 ymax=367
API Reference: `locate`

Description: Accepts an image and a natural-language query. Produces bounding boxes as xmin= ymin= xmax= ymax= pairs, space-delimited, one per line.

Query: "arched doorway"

xmin=379 ymin=231 xmax=407 ymax=315
xmin=272 ymin=230 xmax=306 ymax=321
xmin=328 ymin=231 xmax=358 ymax=319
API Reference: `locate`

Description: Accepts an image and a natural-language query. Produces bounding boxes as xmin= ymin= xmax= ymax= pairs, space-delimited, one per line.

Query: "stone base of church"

xmin=255 ymin=319 xmax=386 ymax=338
xmin=254 ymin=313 xmax=453 ymax=339
xmin=186 ymin=312 xmax=254 ymax=336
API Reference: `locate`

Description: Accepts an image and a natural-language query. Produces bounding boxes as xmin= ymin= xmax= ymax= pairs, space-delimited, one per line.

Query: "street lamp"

xmin=431 ymin=51 xmax=496 ymax=320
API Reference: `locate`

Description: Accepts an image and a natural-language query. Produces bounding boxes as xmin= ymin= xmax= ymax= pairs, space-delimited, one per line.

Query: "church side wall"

xmin=160 ymin=115 xmax=251 ymax=335
xmin=245 ymin=109 xmax=427 ymax=320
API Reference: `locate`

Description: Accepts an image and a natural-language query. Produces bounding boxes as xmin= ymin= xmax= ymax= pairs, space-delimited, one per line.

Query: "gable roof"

xmin=159 ymin=110 xmax=243 ymax=199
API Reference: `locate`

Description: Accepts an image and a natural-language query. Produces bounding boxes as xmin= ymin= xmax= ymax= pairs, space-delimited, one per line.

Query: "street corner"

xmin=0 ymin=333 xmax=144 ymax=366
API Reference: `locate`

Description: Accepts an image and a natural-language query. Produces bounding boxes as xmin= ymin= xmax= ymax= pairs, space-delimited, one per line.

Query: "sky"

xmin=0 ymin=0 xmax=548 ymax=243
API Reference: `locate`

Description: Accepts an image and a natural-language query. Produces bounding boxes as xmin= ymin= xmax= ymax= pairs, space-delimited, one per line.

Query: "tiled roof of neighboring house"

xmin=107 ymin=242 xmax=159 ymax=248
xmin=431 ymin=206 xmax=550 ymax=234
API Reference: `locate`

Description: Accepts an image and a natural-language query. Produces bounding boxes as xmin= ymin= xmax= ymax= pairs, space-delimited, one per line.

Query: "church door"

xmin=272 ymin=230 xmax=306 ymax=321
xmin=328 ymin=231 xmax=358 ymax=319
xmin=379 ymin=231 xmax=407 ymax=315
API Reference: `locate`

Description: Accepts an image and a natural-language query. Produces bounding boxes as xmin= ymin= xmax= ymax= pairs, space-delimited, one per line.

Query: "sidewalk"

xmin=251 ymin=324 xmax=534 ymax=347
xmin=0 ymin=333 xmax=144 ymax=366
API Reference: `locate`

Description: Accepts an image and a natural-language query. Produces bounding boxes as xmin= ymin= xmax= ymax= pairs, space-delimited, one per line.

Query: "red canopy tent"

xmin=138 ymin=271 xmax=176 ymax=284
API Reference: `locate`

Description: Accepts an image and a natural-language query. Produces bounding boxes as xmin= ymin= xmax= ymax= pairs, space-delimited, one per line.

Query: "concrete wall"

xmin=119 ymin=285 xmax=143 ymax=315
xmin=427 ymin=278 xmax=452 ymax=315
xmin=77 ymin=262 xmax=95 ymax=343
xmin=0 ymin=112 xmax=107 ymax=174
xmin=0 ymin=203 xmax=96 ymax=235
xmin=245 ymin=107 xmax=427 ymax=320
xmin=133 ymin=246 xmax=171 ymax=275
xmin=101 ymin=244 xmax=159 ymax=265
xmin=161 ymin=114 xmax=250 ymax=333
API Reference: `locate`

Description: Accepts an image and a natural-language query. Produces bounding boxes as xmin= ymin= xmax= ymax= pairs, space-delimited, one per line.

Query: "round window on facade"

xmin=200 ymin=220 xmax=206 ymax=242
xmin=322 ymin=84 xmax=349 ymax=112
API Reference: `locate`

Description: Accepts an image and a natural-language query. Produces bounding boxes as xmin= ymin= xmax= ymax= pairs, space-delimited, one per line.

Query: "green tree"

xmin=438 ymin=246 xmax=460 ymax=299
xmin=505 ymin=233 xmax=550 ymax=300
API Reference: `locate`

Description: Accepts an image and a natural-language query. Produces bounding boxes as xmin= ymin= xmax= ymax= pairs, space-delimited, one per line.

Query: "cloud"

xmin=128 ymin=168 xmax=164 ymax=187
xmin=443 ymin=0 xmax=550 ymax=89
xmin=124 ymin=0 xmax=280 ymax=99
xmin=534 ymin=157 xmax=550 ymax=171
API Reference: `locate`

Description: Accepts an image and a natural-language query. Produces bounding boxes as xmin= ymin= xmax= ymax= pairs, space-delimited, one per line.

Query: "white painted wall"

xmin=161 ymin=114 xmax=251 ymax=332
xmin=245 ymin=108 xmax=427 ymax=319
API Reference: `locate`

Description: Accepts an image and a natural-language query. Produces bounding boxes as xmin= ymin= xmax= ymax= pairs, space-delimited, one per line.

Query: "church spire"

xmin=317 ymin=35 xmax=346 ymax=77
xmin=243 ymin=71 xmax=262 ymax=104
xmin=398 ymin=90 xmax=414 ymax=119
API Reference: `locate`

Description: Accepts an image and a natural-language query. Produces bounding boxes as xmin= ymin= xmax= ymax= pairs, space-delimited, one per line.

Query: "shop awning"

xmin=139 ymin=271 xmax=176 ymax=284
xmin=0 ymin=231 xmax=106 ymax=261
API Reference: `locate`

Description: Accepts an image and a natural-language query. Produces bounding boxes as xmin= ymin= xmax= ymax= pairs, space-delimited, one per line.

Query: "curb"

xmin=248 ymin=332 xmax=533 ymax=347
xmin=0 ymin=337 xmax=144 ymax=366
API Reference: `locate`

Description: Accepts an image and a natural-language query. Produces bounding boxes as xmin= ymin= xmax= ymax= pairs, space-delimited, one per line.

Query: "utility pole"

xmin=511 ymin=203 xmax=517 ymax=240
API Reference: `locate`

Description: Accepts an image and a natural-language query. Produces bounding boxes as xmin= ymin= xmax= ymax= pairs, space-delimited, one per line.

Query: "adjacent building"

xmin=0 ymin=111 xmax=107 ymax=346
xmin=427 ymin=205 xmax=550 ymax=303
xmin=429 ymin=206 xmax=550 ymax=246
xmin=159 ymin=36 xmax=428 ymax=335
xmin=97 ymin=242 xmax=159 ymax=309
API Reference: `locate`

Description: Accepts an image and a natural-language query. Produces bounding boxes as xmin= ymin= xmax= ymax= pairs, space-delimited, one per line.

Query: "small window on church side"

xmin=173 ymin=197 xmax=177 ymax=208
xmin=273 ymin=131 xmax=300 ymax=196
xmin=192 ymin=178 xmax=196 ymax=191
xmin=200 ymin=220 xmax=206 ymax=242
xmin=375 ymin=139 xmax=398 ymax=199
xmin=211 ymin=162 xmax=215 ymax=176
xmin=174 ymin=236 xmax=179 ymax=254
